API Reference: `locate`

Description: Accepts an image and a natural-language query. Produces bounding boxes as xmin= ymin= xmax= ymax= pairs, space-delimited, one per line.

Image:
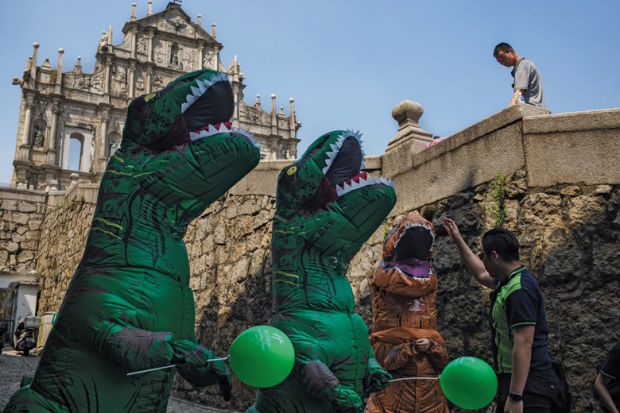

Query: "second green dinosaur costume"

xmin=249 ymin=130 xmax=397 ymax=412
xmin=4 ymin=70 xmax=260 ymax=412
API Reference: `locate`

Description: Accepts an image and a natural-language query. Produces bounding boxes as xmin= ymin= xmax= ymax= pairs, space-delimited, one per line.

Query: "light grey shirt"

xmin=511 ymin=58 xmax=544 ymax=107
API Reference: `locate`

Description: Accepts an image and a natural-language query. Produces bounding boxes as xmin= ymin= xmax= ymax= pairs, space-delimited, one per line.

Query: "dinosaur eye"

xmin=143 ymin=92 xmax=156 ymax=102
xmin=287 ymin=166 xmax=297 ymax=176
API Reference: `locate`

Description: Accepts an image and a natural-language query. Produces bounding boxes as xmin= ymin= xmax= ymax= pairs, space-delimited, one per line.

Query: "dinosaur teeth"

xmin=335 ymin=175 xmax=394 ymax=197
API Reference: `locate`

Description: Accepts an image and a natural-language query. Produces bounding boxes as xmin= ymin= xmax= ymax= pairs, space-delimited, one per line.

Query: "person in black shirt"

xmin=595 ymin=341 xmax=620 ymax=413
xmin=444 ymin=220 xmax=559 ymax=413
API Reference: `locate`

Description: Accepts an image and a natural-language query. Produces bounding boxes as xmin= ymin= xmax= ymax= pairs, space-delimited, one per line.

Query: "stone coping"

xmin=0 ymin=187 xmax=47 ymax=203
xmin=524 ymin=107 xmax=620 ymax=134
xmin=409 ymin=104 xmax=549 ymax=170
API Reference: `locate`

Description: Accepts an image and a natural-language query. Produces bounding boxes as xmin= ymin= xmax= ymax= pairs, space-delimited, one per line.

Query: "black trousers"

xmin=497 ymin=370 xmax=558 ymax=413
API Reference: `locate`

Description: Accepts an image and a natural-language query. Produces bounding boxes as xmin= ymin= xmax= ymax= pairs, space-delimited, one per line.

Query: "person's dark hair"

xmin=493 ymin=42 xmax=514 ymax=57
xmin=482 ymin=228 xmax=520 ymax=261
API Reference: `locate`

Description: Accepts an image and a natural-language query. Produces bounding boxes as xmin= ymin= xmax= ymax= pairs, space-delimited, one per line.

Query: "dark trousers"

xmin=497 ymin=370 xmax=558 ymax=413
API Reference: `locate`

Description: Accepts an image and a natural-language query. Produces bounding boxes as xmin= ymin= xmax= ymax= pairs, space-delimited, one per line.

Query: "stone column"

xmin=289 ymin=97 xmax=296 ymax=139
xmin=103 ymin=56 xmax=112 ymax=95
xmin=98 ymin=110 xmax=109 ymax=169
xmin=128 ymin=62 xmax=136 ymax=98
xmin=21 ymin=95 xmax=35 ymax=146
xmin=145 ymin=67 xmax=152 ymax=94
xmin=270 ymin=94 xmax=277 ymax=136
xmin=30 ymin=42 xmax=39 ymax=87
xmin=147 ymin=29 xmax=154 ymax=63
xmin=47 ymin=101 xmax=60 ymax=164
xmin=131 ymin=28 xmax=137 ymax=59
xmin=54 ymin=48 xmax=64 ymax=94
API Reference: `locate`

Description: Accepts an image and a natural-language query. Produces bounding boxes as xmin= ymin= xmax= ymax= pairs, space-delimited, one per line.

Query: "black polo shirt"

xmin=490 ymin=266 xmax=553 ymax=373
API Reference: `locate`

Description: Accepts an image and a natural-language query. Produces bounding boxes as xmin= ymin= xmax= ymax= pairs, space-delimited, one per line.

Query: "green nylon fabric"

xmin=250 ymin=130 xmax=397 ymax=413
xmin=3 ymin=70 xmax=260 ymax=413
xmin=492 ymin=267 xmax=524 ymax=373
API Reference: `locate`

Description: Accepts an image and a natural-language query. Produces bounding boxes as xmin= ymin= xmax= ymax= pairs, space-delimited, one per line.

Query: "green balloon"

xmin=229 ymin=325 xmax=295 ymax=388
xmin=439 ymin=356 xmax=498 ymax=410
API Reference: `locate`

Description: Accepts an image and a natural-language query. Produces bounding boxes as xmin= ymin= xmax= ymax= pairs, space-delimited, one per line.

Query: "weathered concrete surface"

xmin=524 ymin=109 xmax=620 ymax=187
xmin=0 ymin=188 xmax=47 ymax=273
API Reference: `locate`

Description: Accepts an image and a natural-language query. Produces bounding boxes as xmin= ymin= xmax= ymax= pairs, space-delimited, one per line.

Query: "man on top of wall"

xmin=493 ymin=42 xmax=545 ymax=108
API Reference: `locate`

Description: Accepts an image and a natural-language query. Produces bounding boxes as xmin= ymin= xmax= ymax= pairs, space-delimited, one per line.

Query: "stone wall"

xmin=0 ymin=188 xmax=46 ymax=273
xmin=35 ymin=198 xmax=96 ymax=313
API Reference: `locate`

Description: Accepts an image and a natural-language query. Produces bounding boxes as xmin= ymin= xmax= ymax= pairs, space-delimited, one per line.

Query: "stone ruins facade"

xmin=10 ymin=1 xmax=300 ymax=191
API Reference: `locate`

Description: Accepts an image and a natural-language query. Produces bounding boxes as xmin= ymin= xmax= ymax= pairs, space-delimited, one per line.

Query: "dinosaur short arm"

xmin=91 ymin=320 xmax=175 ymax=372
xmin=372 ymin=341 xmax=416 ymax=371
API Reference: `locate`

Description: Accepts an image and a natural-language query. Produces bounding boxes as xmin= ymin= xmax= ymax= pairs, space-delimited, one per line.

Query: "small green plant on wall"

xmin=491 ymin=174 xmax=507 ymax=227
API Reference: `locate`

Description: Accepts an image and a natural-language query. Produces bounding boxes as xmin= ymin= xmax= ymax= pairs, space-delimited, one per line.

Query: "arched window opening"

xmin=68 ymin=133 xmax=84 ymax=171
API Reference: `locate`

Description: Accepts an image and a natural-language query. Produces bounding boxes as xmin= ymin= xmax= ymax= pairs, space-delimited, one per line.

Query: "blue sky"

xmin=1 ymin=0 xmax=619 ymax=185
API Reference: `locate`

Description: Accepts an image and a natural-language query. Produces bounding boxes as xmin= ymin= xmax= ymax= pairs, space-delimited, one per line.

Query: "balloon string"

xmin=126 ymin=356 xmax=230 ymax=376
xmin=389 ymin=376 xmax=439 ymax=382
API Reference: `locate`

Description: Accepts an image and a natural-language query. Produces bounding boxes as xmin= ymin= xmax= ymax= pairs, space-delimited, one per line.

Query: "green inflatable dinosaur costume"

xmin=4 ymin=69 xmax=260 ymax=412
xmin=249 ymin=130 xmax=397 ymax=412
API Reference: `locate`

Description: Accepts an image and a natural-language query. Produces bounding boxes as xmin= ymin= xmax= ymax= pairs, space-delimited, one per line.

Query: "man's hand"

xmin=443 ymin=218 xmax=462 ymax=242
xmin=442 ymin=217 xmax=495 ymax=289
xmin=504 ymin=398 xmax=523 ymax=413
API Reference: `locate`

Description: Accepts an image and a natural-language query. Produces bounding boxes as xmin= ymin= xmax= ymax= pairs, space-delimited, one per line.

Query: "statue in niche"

xmin=169 ymin=43 xmax=180 ymax=68
xmin=135 ymin=75 xmax=145 ymax=91
xmin=32 ymin=125 xmax=45 ymax=147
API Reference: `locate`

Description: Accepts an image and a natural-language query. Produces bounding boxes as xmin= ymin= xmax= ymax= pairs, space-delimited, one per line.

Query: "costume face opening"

xmin=123 ymin=70 xmax=236 ymax=151
xmin=394 ymin=225 xmax=434 ymax=260
xmin=383 ymin=212 xmax=436 ymax=279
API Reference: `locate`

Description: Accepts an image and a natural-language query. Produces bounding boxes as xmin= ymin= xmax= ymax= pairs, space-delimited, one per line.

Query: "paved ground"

xmin=0 ymin=350 xmax=236 ymax=412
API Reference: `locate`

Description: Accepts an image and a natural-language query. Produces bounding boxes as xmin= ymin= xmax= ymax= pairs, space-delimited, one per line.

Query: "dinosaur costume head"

xmin=275 ymin=130 xmax=396 ymax=257
xmin=382 ymin=212 xmax=435 ymax=278
xmin=96 ymin=69 xmax=260 ymax=239
xmin=122 ymin=69 xmax=234 ymax=151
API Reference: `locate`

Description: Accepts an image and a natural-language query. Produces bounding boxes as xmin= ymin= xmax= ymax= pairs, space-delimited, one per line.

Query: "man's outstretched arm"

xmin=443 ymin=218 xmax=495 ymax=289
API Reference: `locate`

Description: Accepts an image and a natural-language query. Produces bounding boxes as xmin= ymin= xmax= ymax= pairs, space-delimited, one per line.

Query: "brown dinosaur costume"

xmin=365 ymin=212 xmax=449 ymax=413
